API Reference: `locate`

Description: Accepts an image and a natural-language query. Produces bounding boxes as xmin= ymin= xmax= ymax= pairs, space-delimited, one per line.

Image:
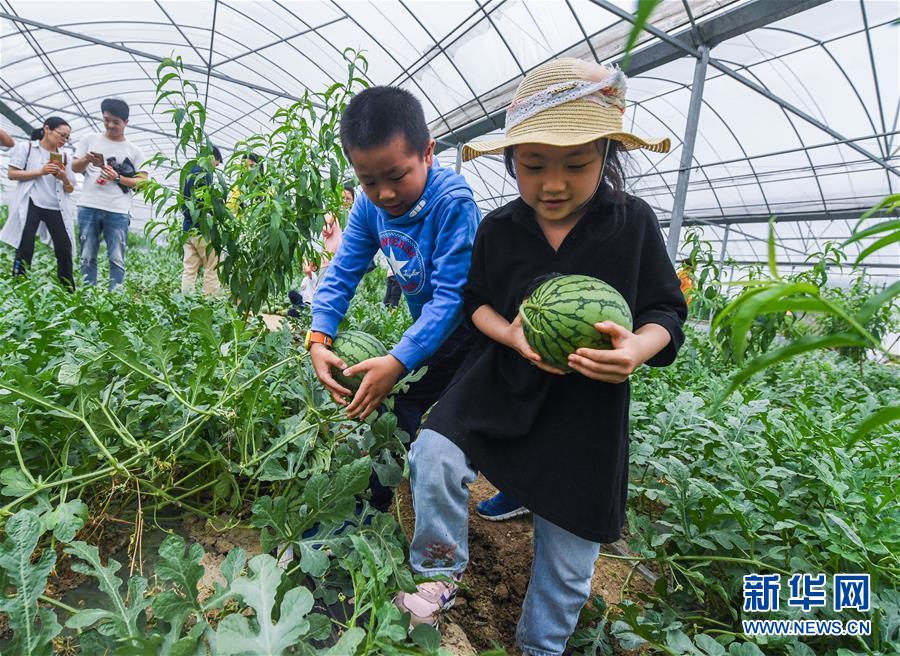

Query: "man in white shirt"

xmin=72 ymin=98 xmax=147 ymax=289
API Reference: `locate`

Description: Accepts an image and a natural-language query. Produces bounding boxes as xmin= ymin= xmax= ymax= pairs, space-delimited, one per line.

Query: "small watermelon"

xmin=519 ymin=274 xmax=632 ymax=372
xmin=330 ymin=330 xmax=389 ymax=390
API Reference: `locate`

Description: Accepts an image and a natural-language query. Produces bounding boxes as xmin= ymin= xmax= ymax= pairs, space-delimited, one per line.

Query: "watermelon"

xmin=518 ymin=274 xmax=632 ymax=372
xmin=330 ymin=330 xmax=389 ymax=390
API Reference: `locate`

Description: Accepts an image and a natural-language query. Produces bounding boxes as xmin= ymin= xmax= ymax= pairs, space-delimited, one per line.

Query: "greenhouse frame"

xmin=0 ymin=1 xmax=897 ymax=655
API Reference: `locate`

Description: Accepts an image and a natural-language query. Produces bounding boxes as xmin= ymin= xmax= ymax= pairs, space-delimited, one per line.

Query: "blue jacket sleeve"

xmin=390 ymin=198 xmax=478 ymax=370
xmin=311 ymin=199 xmax=379 ymax=337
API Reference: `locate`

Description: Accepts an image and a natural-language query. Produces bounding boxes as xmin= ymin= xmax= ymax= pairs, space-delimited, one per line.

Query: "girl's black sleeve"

xmin=631 ymin=200 xmax=688 ymax=367
xmin=463 ymin=219 xmax=492 ymax=320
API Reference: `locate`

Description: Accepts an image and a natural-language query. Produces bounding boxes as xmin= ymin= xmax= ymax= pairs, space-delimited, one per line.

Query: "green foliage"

xmin=214 ymin=554 xmax=318 ymax=655
xmin=0 ymin=510 xmax=61 ymax=656
xmin=141 ymin=52 xmax=369 ymax=316
xmin=613 ymin=326 xmax=899 ymax=655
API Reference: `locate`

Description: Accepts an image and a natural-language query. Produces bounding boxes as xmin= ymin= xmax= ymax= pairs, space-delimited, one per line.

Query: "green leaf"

xmin=325 ymin=627 xmax=366 ymax=655
xmin=410 ymin=623 xmax=442 ymax=651
xmin=718 ymin=333 xmax=867 ymax=401
xmin=1 ymin=467 xmax=37 ymax=497
xmin=297 ymin=541 xmax=330 ymax=577
xmin=215 ymin=554 xmax=315 ymax=655
xmin=0 ymin=510 xmax=61 ymax=656
xmin=696 ymin=634 xmax=727 ymax=656
xmin=848 ymin=402 xmax=900 ymax=445
xmin=622 ymin=0 xmax=663 ymax=67
xmin=855 ymin=280 xmax=900 ymax=325
xmin=63 ymin=541 xmax=151 ymax=640
xmin=45 ymin=498 xmax=88 ymax=542
xmin=154 ymin=534 xmax=205 ymax=605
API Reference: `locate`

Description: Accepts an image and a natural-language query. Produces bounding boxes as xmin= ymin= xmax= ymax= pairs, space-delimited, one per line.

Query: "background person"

xmin=181 ymin=146 xmax=223 ymax=296
xmin=72 ymin=98 xmax=147 ymax=290
xmin=0 ymin=117 xmax=76 ymax=290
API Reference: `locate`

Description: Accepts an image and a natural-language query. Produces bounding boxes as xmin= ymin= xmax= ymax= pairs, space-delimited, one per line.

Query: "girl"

xmin=395 ymin=58 xmax=687 ymax=654
xmin=1 ymin=117 xmax=76 ymax=290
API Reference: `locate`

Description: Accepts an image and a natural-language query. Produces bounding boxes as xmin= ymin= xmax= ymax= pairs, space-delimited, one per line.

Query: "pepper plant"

xmin=140 ymin=51 xmax=368 ymax=315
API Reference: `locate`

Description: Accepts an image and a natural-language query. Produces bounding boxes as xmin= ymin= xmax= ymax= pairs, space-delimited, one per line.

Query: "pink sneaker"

xmin=394 ymin=580 xmax=459 ymax=626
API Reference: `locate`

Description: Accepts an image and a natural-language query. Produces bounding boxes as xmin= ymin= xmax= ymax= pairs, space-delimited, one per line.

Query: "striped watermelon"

xmin=519 ymin=274 xmax=632 ymax=372
xmin=330 ymin=330 xmax=389 ymax=390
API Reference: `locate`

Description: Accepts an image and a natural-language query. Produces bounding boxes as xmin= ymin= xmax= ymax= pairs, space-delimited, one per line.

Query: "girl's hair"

xmin=31 ymin=116 xmax=70 ymax=141
xmin=503 ymin=138 xmax=628 ymax=201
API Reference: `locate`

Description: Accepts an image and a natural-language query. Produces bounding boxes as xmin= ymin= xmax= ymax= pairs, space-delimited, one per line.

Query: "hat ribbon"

xmin=505 ymin=68 xmax=628 ymax=132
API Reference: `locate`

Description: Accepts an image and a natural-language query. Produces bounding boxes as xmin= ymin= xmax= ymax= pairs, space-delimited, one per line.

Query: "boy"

xmin=307 ymin=86 xmax=480 ymax=510
xmin=72 ymin=98 xmax=147 ymax=289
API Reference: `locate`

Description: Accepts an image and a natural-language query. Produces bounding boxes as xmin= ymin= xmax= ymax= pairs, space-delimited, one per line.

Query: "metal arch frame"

xmin=0 ymin=12 xmax=309 ymax=103
xmin=625 ymin=76 xmax=772 ymax=217
xmin=0 ymin=94 xmax=175 ymax=140
xmin=212 ymin=16 xmax=348 ymax=68
xmin=213 ymin=0 xmax=345 ymax=100
xmin=6 ymin=49 xmax=275 ymax=116
xmin=388 ymin=3 xmax=500 ymax=88
xmin=323 ymin=1 xmax=460 ymax=139
xmin=397 ymin=0 xmax=501 ymax=136
xmin=858 ymin=0 xmax=891 ymax=167
xmin=3 ymin=4 xmax=100 ymax=133
xmin=432 ymin=0 xmax=834 ymax=153
xmin=591 ymin=0 xmax=900 ymax=178
xmin=627 ymin=130 xmax=900 ymax=181
xmin=152 ymin=0 xmax=209 ymax=67
xmin=717 ymin=56 xmax=830 ymax=223
xmin=474 ymin=0 xmax=527 ymax=77
xmin=744 ymin=25 xmax=890 ymax=203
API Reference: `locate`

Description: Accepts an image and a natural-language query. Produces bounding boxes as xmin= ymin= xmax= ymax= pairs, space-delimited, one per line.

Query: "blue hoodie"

xmin=312 ymin=163 xmax=480 ymax=370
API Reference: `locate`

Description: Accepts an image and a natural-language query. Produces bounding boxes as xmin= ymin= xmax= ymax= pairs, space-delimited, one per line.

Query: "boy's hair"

xmin=339 ymin=86 xmax=430 ymax=158
xmin=243 ymin=152 xmax=260 ymax=164
xmin=343 ymin=182 xmax=356 ymax=198
xmin=503 ymin=139 xmax=628 ymax=200
xmin=212 ymin=146 xmax=223 ymax=162
xmin=101 ymin=98 xmax=130 ymax=121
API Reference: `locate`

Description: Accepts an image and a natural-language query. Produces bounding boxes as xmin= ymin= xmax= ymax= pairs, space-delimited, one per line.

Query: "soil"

xmin=394 ymin=476 xmax=654 ymax=655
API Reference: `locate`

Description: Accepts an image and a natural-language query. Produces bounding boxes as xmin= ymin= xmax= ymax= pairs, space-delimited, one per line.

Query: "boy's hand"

xmin=100 ymin=165 xmax=118 ymax=181
xmin=343 ymin=355 xmax=406 ymax=420
xmin=568 ymin=322 xmax=643 ymax=383
xmin=309 ymin=343 xmax=352 ymax=405
xmin=505 ymin=315 xmax=566 ymax=375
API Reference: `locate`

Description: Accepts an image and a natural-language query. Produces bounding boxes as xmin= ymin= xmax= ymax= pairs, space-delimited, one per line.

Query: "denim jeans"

xmin=409 ymin=429 xmax=601 ymax=656
xmin=369 ymin=322 xmax=473 ymax=512
xmin=77 ymin=206 xmax=130 ymax=289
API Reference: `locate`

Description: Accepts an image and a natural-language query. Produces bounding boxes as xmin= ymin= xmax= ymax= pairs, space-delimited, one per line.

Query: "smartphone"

xmin=49 ymin=152 xmax=63 ymax=164
xmin=89 ymin=151 xmax=104 ymax=165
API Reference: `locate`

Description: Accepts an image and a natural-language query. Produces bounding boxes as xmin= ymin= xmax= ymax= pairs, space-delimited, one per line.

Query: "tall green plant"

xmin=711 ymin=209 xmax=900 ymax=439
xmin=141 ymin=52 xmax=368 ymax=315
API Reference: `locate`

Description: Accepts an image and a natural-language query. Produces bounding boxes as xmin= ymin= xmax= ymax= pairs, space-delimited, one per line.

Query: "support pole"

xmin=455 ymin=143 xmax=464 ymax=174
xmin=667 ymin=46 xmax=709 ymax=261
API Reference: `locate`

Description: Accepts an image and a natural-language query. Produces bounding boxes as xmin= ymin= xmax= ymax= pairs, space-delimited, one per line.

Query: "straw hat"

xmin=462 ymin=58 xmax=670 ymax=162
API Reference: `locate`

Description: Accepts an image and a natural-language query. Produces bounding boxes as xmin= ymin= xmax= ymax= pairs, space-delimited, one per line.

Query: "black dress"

xmin=423 ymin=189 xmax=687 ymax=543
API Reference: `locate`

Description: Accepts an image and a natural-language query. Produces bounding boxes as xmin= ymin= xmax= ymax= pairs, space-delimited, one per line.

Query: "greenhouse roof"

xmin=1 ymin=0 xmax=898 ymax=277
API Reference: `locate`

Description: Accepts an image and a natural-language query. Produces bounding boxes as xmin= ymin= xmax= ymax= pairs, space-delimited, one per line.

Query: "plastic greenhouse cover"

xmin=0 ymin=0 xmax=897 ymax=276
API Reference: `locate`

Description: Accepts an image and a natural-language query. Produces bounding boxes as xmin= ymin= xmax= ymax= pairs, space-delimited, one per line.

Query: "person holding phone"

xmin=72 ymin=98 xmax=147 ymax=290
xmin=0 ymin=117 xmax=77 ymax=290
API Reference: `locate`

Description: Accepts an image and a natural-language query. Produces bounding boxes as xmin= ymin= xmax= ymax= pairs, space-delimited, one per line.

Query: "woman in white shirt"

xmin=0 ymin=117 xmax=76 ymax=290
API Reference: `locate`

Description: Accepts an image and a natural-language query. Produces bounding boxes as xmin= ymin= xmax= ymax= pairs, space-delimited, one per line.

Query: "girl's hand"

xmin=52 ymin=167 xmax=69 ymax=184
xmin=506 ymin=315 xmax=566 ymax=375
xmin=39 ymin=162 xmax=58 ymax=176
xmin=568 ymin=322 xmax=643 ymax=383
xmin=343 ymin=355 xmax=406 ymax=420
